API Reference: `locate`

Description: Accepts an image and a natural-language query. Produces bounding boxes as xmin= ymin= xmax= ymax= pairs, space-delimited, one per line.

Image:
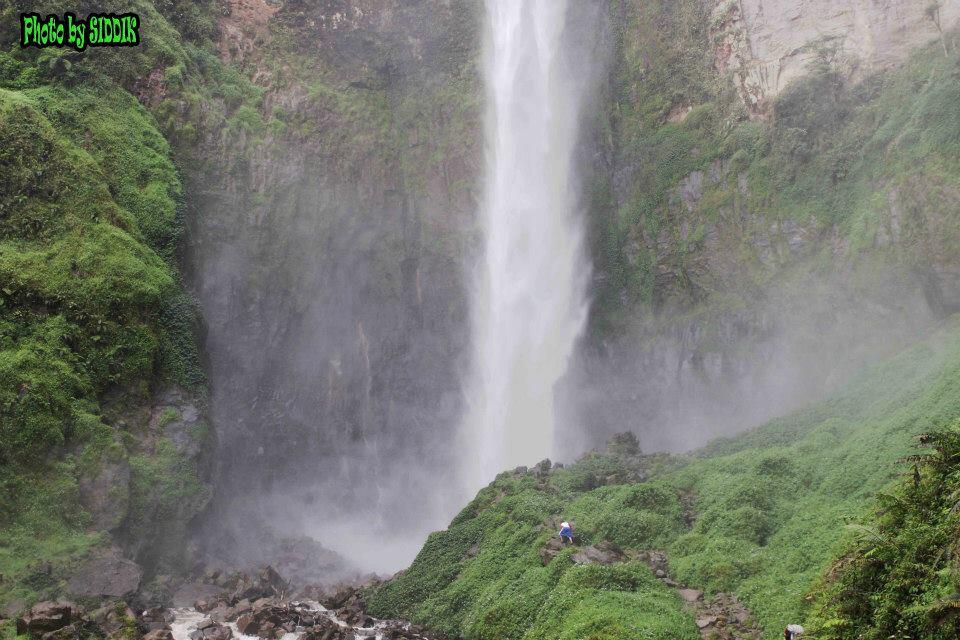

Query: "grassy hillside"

xmin=367 ymin=318 xmax=960 ymax=638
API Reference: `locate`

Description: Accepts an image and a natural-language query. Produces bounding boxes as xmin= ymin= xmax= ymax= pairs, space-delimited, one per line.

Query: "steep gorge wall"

xmin=564 ymin=0 xmax=960 ymax=455
xmin=186 ymin=0 xmax=483 ymax=570
xmin=715 ymin=0 xmax=960 ymax=115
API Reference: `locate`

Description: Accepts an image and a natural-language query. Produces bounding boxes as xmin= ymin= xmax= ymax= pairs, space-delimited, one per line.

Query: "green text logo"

xmin=20 ymin=12 xmax=140 ymax=52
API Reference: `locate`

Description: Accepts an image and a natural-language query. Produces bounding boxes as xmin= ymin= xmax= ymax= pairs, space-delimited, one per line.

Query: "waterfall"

xmin=461 ymin=0 xmax=590 ymax=488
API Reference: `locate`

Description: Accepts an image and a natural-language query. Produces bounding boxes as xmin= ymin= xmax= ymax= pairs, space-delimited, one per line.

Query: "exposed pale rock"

xmin=696 ymin=615 xmax=718 ymax=629
xmin=713 ymin=0 xmax=960 ymax=114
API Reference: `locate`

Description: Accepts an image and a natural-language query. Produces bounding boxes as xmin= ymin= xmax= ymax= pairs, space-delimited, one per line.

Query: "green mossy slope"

xmin=810 ymin=422 xmax=960 ymax=639
xmin=0 ymin=0 xmax=231 ymax=608
xmin=368 ymin=319 xmax=960 ymax=638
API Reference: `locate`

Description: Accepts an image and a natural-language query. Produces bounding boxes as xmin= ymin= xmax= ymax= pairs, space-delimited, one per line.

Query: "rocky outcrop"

xmin=66 ymin=548 xmax=142 ymax=599
xmin=186 ymin=0 xmax=481 ymax=570
xmin=570 ymin=541 xmax=626 ymax=566
xmin=149 ymin=389 xmax=208 ymax=460
xmin=639 ymin=551 xmax=762 ymax=639
xmin=15 ymin=599 xmax=177 ymax=640
xmin=712 ymin=0 xmax=960 ymax=115
xmin=16 ymin=602 xmax=79 ymax=636
xmin=189 ymin=619 xmax=233 ymax=640
xmin=78 ymin=447 xmax=130 ymax=533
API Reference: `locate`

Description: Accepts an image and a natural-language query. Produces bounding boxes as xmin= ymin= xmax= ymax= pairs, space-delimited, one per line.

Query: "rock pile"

xmin=12 ymin=566 xmax=437 ymax=640
xmin=639 ymin=550 xmax=763 ymax=639
xmin=15 ymin=602 xmax=79 ymax=637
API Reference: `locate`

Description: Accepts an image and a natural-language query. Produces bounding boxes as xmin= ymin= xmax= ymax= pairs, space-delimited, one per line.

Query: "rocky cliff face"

xmin=186 ymin=0 xmax=482 ymax=567
xmin=563 ymin=0 xmax=960 ymax=454
xmin=714 ymin=0 xmax=960 ymax=115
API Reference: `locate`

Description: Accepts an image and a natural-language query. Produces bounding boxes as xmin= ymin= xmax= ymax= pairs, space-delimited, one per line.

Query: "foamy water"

xmin=170 ymin=602 xmax=392 ymax=640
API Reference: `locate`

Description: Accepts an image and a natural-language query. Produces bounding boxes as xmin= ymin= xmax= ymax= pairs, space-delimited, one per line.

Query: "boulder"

xmin=140 ymin=608 xmax=175 ymax=632
xmin=300 ymin=620 xmax=350 ymax=640
xmin=319 ymin=584 xmax=357 ymax=610
xmin=231 ymin=599 xmax=252 ymax=618
xmin=88 ymin=602 xmax=138 ymax=637
xmin=16 ymin=602 xmax=77 ymax=636
xmin=570 ymin=541 xmax=624 ymax=566
xmin=207 ymin=606 xmax=231 ymax=623
xmin=189 ymin=622 xmax=232 ymax=640
xmin=66 ymin=548 xmax=142 ymax=598
xmin=235 ymin=613 xmax=258 ymax=636
xmin=144 ymin=631 xmax=174 ymax=640
xmin=539 ymin=538 xmax=564 ymax=566
xmin=532 ymin=459 xmax=552 ymax=477
xmin=679 ymin=588 xmax=703 ymax=603
xmin=195 ymin=599 xmax=222 ymax=614
xmin=696 ymin=615 xmax=718 ymax=629
xmin=256 ymin=566 xmax=287 ymax=595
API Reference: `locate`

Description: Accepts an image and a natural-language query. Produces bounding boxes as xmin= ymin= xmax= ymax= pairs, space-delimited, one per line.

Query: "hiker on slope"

xmin=558 ymin=520 xmax=574 ymax=544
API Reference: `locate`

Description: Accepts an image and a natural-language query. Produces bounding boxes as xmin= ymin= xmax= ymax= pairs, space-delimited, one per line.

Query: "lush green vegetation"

xmin=0 ymin=0 xmax=225 ymax=607
xmin=810 ymin=422 xmax=960 ymax=639
xmin=368 ymin=320 xmax=960 ymax=638
xmin=368 ymin=459 xmax=698 ymax=640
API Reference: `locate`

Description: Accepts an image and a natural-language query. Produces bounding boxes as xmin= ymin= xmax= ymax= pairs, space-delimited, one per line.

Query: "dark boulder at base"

xmin=140 ymin=608 xmax=175 ymax=632
xmin=234 ymin=613 xmax=259 ymax=636
xmin=143 ymin=631 xmax=174 ymax=640
xmin=66 ymin=547 xmax=142 ymax=599
xmin=189 ymin=620 xmax=232 ymax=640
xmin=319 ymin=583 xmax=361 ymax=610
xmin=256 ymin=566 xmax=287 ymax=595
xmin=88 ymin=602 xmax=140 ymax=638
xmin=16 ymin=601 xmax=78 ymax=636
xmin=300 ymin=618 xmax=352 ymax=640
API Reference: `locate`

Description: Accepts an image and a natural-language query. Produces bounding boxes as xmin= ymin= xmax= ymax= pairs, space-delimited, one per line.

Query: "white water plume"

xmin=461 ymin=0 xmax=591 ymax=489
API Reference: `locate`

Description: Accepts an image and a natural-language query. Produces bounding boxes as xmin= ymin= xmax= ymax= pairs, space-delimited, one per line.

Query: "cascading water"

xmin=461 ymin=0 xmax=590 ymax=488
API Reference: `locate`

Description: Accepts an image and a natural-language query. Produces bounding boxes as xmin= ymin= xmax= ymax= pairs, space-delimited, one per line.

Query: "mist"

xmin=558 ymin=261 xmax=944 ymax=458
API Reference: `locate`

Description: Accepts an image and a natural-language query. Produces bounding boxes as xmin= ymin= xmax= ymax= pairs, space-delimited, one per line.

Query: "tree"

xmin=925 ymin=2 xmax=949 ymax=56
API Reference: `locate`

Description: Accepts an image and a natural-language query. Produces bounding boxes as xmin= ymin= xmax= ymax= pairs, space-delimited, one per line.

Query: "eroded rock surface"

xmin=66 ymin=548 xmax=142 ymax=599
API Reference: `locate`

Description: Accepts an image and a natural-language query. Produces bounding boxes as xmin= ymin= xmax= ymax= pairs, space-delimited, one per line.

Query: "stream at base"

xmin=169 ymin=601 xmax=412 ymax=640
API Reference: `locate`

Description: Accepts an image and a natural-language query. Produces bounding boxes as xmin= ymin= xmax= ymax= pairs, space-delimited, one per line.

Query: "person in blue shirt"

xmin=559 ymin=521 xmax=574 ymax=544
